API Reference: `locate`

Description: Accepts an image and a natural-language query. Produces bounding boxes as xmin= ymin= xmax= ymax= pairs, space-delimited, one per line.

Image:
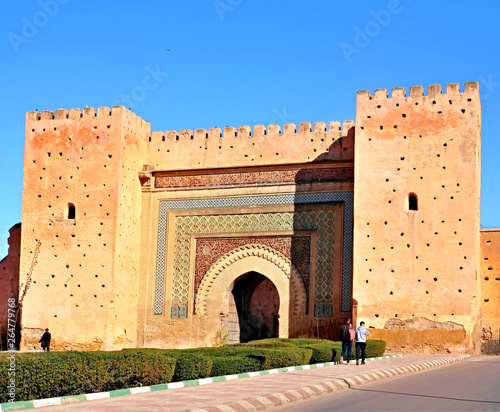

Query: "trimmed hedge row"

xmin=246 ymin=338 xmax=386 ymax=363
xmin=0 ymin=338 xmax=386 ymax=403
xmin=0 ymin=351 xmax=176 ymax=404
xmin=130 ymin=344 xmax=314 ymax=379
xmin=330 ymin=339 xmax=387 ymax=362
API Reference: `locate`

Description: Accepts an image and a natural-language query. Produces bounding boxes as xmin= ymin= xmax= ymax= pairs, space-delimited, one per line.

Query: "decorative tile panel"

xmin=154 ymin=192 xmax=353 ymax=315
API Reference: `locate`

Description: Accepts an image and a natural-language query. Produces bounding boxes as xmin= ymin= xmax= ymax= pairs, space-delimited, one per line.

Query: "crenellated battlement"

xmin=147 ymin=119 xmax=355 ymax=170
xmin=357 ymin=82 xmax=479 ymax=102
xmin=27 ymin=106 xmax=117 ymax=122
xmin=149 ymin=121 xmax=354 ymax=143
xmin=355 ymin=82 xmax=481 ymax=143
xmin=26 ymin=105 xmax=151 ymax=136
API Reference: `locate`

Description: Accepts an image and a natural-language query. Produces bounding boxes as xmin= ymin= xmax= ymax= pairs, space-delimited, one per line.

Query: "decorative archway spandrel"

xmin=195 ymin=244 xmax=307 ymax=317
xmin=194 ymin=236 xmax=311 ymax=305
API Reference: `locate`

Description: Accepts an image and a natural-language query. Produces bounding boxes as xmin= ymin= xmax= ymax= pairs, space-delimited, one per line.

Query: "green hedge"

xmin=365 ymin=340 xmax=386 ymax=358
xmin=332 ymin=339 xmax=387 ymax=362
xmin=180 ymin=345 xmax=312 ymax=370
xmin=1 ymin=338 xmax=386 ymax=403
xmin=246 ymin=338 xmax=384 ymax=363
xmin=299 ymin=344 xmax=335 ymax=363
xmin=167 ymin=353 xmax=212 ymax=382
xmin=0 ymin=351 xmax=176 ymax=403
xmin=210 ymin=355 xmax=264 ymax=377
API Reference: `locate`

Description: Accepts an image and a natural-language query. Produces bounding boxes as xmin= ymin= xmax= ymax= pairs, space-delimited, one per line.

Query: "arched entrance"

xmin=229 ymin=272 xmax=279 ymax=343
xmin=195 ymin=244 xmax=307 ymax=344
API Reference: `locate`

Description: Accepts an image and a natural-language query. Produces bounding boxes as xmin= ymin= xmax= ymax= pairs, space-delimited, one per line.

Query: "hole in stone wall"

xmin=485 ymin=299 xmax=489 ymax=302
xmin=408 ymin=193 xmax=418 ymax=211
xmin=68 ymin=204 xmax=76 ymax=219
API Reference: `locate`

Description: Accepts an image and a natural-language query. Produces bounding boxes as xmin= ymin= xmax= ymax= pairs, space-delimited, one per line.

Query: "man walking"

xmin=355 ymin=321 xmax=370 ymax=365
xmin=39 ymin=328 xmax=51 ymax=351
xmin=339 ymin=317 xmax=355 ymax=364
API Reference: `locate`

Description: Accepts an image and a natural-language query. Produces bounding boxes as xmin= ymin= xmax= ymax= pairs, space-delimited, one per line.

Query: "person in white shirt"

xmin=355 ymin=321 xmax=370 ymax=365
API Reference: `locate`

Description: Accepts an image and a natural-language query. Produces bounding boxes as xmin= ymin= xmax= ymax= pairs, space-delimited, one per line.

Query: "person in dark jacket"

xmin=39 ymin=328 xmax=51 ymax=351
xmin=339 ymin=317 xmax=355 ymax=364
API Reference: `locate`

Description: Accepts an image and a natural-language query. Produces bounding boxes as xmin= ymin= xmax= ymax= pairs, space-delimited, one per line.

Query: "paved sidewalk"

xmin=2 ymin=354 xmax=469 ymax=412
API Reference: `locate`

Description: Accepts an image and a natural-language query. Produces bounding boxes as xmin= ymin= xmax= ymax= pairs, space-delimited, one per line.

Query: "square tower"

xmin=353 ymin=83 xmax=481 ymax=353
xmin=19 ymin=106 xmax=150 ymax=350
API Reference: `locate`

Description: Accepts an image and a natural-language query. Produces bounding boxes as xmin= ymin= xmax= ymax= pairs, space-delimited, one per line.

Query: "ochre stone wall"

xmin=480 ymin=229 xmax=500 ymax=354
xmin=19 ymin=107 xmax=150 ymax=350
xmin=147 ymin=121 xmax=355 ymax=171
xmin=353 ymin=83 xmax=481 ymax=353
xmin=0 ymin=224 xmax=21 ymax=349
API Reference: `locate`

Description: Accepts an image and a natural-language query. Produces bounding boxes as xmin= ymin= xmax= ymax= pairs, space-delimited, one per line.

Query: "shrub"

xmin=0 ymin=351 xmax=176 ymax=403
xmin=365 ymin=339 xmax=386 ymax=358
xmin=260 ymin=347 xmax=312 ymax=369
xmin=209 ymin=355 xmax=264 ymax=377
xmin=245 ymin=339 xmax=294 ymax=349
xmin=299 ymin=344 xmax=335 ymax=364
xmin=163 ymin=353 xmax=212 ymax=382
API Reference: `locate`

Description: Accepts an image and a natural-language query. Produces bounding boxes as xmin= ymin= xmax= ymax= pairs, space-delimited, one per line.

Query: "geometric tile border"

xmin=155 ymin=192 xmax=353 ymax=315
xmin=171 ymin=211 xmax=332 ymax=314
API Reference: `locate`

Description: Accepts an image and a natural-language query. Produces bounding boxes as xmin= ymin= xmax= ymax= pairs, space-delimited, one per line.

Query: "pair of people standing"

xmin=339 ymin=318 xmax=370 ymax=365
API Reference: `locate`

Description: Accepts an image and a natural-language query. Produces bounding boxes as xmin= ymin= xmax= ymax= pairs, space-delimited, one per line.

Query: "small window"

xmin=68 ymin=203 xmax=76 ymax=219
xmin=408 ymin=193 xmax=418 ymax=211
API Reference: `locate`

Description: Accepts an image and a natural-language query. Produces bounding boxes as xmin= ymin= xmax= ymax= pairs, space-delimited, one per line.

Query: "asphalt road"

xmin=272 ymin=356 xmax=500 ymax=411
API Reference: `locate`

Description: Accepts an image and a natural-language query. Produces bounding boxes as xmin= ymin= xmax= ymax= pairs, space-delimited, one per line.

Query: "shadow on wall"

xmin=291 ymin=125 xmax=355 ymax=340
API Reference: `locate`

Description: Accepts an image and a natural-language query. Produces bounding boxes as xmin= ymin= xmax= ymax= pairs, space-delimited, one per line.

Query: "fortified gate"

xmin=2 ymin=81 xmax=498 ymax=354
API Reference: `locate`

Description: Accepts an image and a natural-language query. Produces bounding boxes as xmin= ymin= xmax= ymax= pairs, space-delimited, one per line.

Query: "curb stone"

xmin=0 ymin=355 xmax=401 ymax=411
xmin=187 ymin=354 xmax=471 ymax=412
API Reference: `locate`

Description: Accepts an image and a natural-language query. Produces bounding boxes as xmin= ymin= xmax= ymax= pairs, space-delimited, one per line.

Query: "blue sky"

xmin=1 ymin=0 xmax=499 ymax=258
